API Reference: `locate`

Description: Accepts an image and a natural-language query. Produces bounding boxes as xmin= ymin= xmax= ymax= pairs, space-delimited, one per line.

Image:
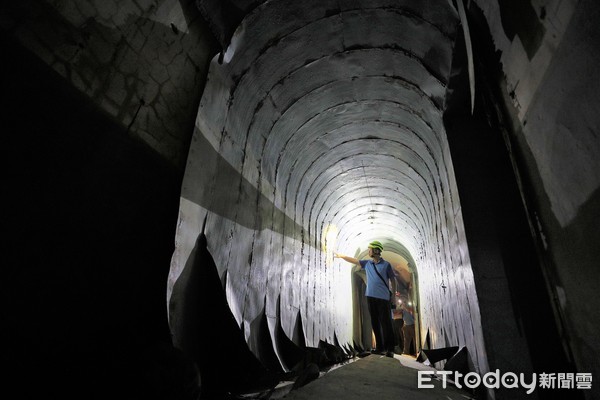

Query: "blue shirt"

xmin=402 ymin=309 xmax=415 ymax=325
xmin=359 ymin=258 xmax=395 ymax=300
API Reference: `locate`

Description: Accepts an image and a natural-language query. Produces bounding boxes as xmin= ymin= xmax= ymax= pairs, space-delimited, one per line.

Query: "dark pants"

xmin=403 ymin=323 xmax=415 ymax=355
xmin=367 ymin=296 xmax=395 ymax=352
xmin=393 ymin=318 xmax=404 ymax=350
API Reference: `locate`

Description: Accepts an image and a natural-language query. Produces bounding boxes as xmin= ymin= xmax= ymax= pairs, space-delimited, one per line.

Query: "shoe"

xmin=385 ymin=351 xmax=394 ymax=358
xmin=371 ymin=349 xmax=385 ymax=355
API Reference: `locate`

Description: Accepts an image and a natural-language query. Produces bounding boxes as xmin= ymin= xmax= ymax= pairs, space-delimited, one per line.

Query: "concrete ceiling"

xmin=196 ymin=0 xmax=461 ymax=263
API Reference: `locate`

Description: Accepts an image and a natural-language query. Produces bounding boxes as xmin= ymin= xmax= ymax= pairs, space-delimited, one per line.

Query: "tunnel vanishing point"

xmin=4 ymin=1 xmax=599 ymax=399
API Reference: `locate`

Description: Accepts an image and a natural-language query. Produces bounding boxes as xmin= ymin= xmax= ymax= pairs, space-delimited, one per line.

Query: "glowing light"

xmin=322 ymin=223 xmax=339 ymax=267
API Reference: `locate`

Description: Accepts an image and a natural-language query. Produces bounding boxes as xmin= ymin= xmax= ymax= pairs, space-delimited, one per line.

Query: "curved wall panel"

xmin=169 ymin=0 xmax=489 ymax=376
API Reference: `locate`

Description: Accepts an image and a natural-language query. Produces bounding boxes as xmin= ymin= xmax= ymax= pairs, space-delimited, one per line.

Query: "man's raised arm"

xmin=333 ymin=252 xmax=360 ymax=265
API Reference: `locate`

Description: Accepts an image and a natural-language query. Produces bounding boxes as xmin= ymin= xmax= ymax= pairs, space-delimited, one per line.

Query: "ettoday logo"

xmin=418 ymin=370 xmax=537 ymax=394
xmin=418 ymin=370 xmax=593 ymax=394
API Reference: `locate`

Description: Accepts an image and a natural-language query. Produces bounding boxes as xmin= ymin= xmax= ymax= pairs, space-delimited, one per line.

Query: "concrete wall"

xmin=2 ymin=1 xmax=217 ymax=397
xmin=472 ymin=1 xmax=600 ymax=398
xmin=1 ymin=0 xmax=217 ymax=168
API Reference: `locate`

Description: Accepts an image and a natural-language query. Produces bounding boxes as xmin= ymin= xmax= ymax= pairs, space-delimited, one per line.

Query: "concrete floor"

xmin=271 ymin=354 xmax=476 ymax=400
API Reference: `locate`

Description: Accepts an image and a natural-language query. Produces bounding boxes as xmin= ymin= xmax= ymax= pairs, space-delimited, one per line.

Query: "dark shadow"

xmin=290 ymin=363 xmax=320 ymax=391
xmin=196 ymin=0 xmax=248 ymax=51
xmin=2 ymin=31 xmax=184 ymax=399
xmin=292 ymin=310 xmax=307 ymax=348
xmin=184 ymin=130 xmax=308 ymax=242
xmin=422 ymin=346 xmax=459 ymax=365
xmin=275 ymin=298 xmax=308 ymax=371
xmin=353 ymin=340 xmax=365 ymax=354
xmin=444 ymin=346 xmax=470 ymax=384
xmin=443 ymin=346 xmax=485 ymax=399
xmin=425 ymin=328 xmax=432 ymax=350
xmin=318 ymin=339 xmax=348 ymax=366
xmin=352 ymin=341 xmax=371 ymax=358
xmin=444 ymin=6 xmax=582 ymax=399
xmin=343 ymin=343 xmax=356 ymax=358
xmin=497 ymin=0 xmax=545 ymax=59
xmin=169 ymin=230 xmax=280 ymax=398
xmin=252 ymin=300 xmax=285 ymax=374
xmin=220 ymin=269 xmax=228 ymax=290
xmin=416 ymin=329 xmax=432 ymax=362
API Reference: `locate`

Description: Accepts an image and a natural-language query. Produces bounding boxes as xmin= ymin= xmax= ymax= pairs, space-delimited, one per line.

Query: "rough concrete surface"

xmin=281 ymin=354 xmax=474 ymax=400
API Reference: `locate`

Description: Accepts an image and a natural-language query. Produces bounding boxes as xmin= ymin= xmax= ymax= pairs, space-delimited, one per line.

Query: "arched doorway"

xmin=351 ymin=245 xmax=420 ymax=356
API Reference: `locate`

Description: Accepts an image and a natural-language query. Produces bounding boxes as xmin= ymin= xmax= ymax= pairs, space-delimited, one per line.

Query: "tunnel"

xmin=4 ymin=1 xmax=599 ymax=400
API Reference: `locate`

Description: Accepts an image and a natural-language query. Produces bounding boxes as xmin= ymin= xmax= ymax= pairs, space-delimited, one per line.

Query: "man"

xmin=400 ymin=303 xmax=415 ymax=356
xmin=334 ymin=241 xmax=400 ymax=358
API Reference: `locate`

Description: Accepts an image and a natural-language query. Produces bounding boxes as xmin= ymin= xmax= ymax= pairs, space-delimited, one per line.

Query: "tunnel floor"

xmin=250 ymin=354 xmax=475 ymax=400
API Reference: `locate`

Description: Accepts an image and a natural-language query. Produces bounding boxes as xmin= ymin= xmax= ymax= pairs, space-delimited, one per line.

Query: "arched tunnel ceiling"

xmin=196 ymin=0 xmax=460 ymax=261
